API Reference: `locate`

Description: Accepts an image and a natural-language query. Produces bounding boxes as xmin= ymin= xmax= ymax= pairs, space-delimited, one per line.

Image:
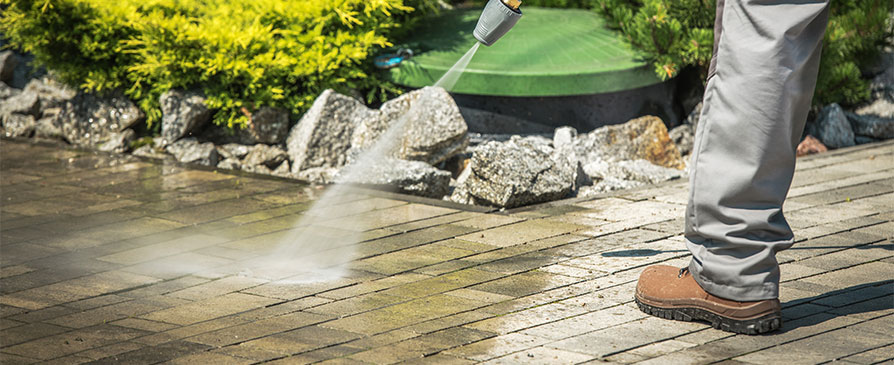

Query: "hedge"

xmin=595 ymin=0 xmax=894 ymax=106
xmin=0 ymin=0 xmax=436 ymax=129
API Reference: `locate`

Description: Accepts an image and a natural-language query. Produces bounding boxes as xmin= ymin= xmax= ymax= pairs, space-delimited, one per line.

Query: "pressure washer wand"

xmin=473 ymin=0 xmax=523 ymax=46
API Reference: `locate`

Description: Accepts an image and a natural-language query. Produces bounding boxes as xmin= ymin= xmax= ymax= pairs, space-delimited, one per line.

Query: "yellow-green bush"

xmin=1 ymin=0 xmax=435 ymax=129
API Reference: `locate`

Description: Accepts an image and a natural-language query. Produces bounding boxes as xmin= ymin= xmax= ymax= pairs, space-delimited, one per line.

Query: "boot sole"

xmin=634 ymin=298 xmax=781 ymax=335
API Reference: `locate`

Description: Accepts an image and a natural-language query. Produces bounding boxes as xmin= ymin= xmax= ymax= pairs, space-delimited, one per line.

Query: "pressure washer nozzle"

xmin=473 ymin=0 xmax=523 ymax=47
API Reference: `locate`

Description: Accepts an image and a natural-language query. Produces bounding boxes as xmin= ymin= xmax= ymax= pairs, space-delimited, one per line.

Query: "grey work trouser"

xmin=686 ymin=0 xmax=830 ymax=301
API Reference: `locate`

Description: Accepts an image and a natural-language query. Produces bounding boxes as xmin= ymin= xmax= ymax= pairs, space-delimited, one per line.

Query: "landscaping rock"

xmin=0 ymin=51 xmax=17 ymax=83
xmin=553 ymin=126 xmax=577 ymax=150
xmin=1 ymin=114 xmax=36 ymax=137
xmin=669 ymin=123 xmax=695 ymax=156
xmin=34 ymin=117 xmax=63 ymax=139
xmin=807 ymin=103 xmax=854 ymax=149
xmin=272 ymin=161 xmax=292 ymax=178
xmin=846 ymin=112 xmax=894 ymax=140
xmin=567 ymin=115 xmax=686 ymax=170
xmin=98 ymin=129 xmax=136 ymax=153
xmin=160 ymin=90 xmax=212 ymax=145
xmin=0 ymin=82 xmax=19 ymax=100
xmin=165 ymin=138 xmax=219 ymax=166
xmin=336 ymin=158 xmax=451 ymax=199
xmin=243 ymin=144 xmax=288 ymax=170
xmin=217 ymin=143 xmax=252 ymax=161
xmin=24 ymin=78 xmax=76 ymax=110
xmin=54 ymin=92 xmax=145 ymax=147
xmin=1 ymin=89 xmax=40 ymax=117
xmin=584 ymin=159 xmax=683 ymax=185
xmin=132 ymin=145 xmax=169 ymax=160
xmin=453 ymin=137 xmax=574 ymax=208
xmin=352 ymin=87 xmax=468 ymax=165
xmin=684 ymin=101 xmax=702 ymax=132
xmin=796 ymin=135 xmax=828 ymax=157
xmin=241 ymin=107 xmax=290 ymax=144
xmin=287 ymin=89 xmax=371 ymax=173
xmin=296 ymin=167 xmax=340 ymax=185
xmin=217 ymin=158 xmax=242 ymax=171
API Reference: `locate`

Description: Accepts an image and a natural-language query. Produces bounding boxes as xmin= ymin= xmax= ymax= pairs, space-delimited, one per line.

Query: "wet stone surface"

xmin=1 ymin=138 xmax=893 ymax=364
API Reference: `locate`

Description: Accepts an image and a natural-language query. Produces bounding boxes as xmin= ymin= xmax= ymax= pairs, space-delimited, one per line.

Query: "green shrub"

xmin=0 ymin=0 xmax=436 ymax=129
xmin=595 ymin=0 xmax=893 ymax=106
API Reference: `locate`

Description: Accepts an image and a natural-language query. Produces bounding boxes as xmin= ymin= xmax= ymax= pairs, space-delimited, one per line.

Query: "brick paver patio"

xmin=1 ymin=138 xmax=892 ymax=364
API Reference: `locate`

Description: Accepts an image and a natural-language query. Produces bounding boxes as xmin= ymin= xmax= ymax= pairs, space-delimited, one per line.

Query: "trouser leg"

xmin=685 ymin=0 xmax=830 ymax=301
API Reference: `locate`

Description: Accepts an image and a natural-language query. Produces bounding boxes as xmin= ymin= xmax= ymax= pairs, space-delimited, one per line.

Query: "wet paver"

xmin=1 ymin=138 xmax=892 ymax=364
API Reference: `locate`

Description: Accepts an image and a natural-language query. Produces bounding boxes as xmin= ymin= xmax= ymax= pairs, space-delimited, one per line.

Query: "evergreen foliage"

xmin=0 ymin=0 xmax=435 ymax=129
xmin=595 ymin=0 xmax=893 ymax=106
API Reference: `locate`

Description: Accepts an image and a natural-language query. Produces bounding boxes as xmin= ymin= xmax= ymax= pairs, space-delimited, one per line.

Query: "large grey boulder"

xmin=0 ymin=89 xmax=40 ymax=116
xmin=579 ymin=160 xmax=683 ymax=196
xmin=23 ymin=78 xmax=76 ymax=110
xmin=98 ymin=129 xmax=136 ymax=153
xmin=564 ymin=116 xmax=686 ymax=170
xmin=351 ymin=87 xmax=468 ymax=165
xmin=807 ymin=103 xmax=855 ymax=149
xmin=1 ymin=114 xmax=36 ymax=137
xmin=452 ymin=136 xmax=574 ymax=208
xmin=287 ymin=89 xmax=372 ymax=173
xmin=165 ymin=138 xmax=219 ymax=166
xmin=845 ymin=112 xmax=893 ymax=140
xmin=160 ymin=90 xmax=212 ymax=145
xmin=336 ymin=158 xmax=451 ymax=199
xmin=54 ymin=92 xmax=145 ymax=147
xmin=243 ymin=144 xmax=288 ymax=170
xmin=242 ymin=107 xmax=290 ymax=144
xmin=0 ymin=51 xmax=17 ymax=83
xmin=669 ymin=123 xmax=695 ymax=156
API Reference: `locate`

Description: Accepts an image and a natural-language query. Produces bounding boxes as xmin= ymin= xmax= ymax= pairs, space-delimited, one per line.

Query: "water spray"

xmin=473 ymin=0 xmax=523 ymax=46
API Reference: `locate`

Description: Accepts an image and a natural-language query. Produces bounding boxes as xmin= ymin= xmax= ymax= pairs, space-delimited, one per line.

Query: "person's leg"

xmin=686 ymin=0 xmax=829 ymax=302
xmin=635 ymin=0 xmax=830 ymax=334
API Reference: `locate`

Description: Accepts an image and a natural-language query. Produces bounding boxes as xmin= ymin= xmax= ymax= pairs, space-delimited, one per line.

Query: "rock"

xmin=0 ymin=89 xmax=40 ymax=116
xmin=796 ymin=135 xmax=828 ymax=157
xmin=807 ymin=104 xmax=854 ymax=149
xmin=242 ymin=164 xmax=273 ymax=175
xmin=217 ymin=158 xmax=242 ymax=170
xmin=242 ymin=107 xmax=290 ymax=144
xmin=583 ymin=159 xmax=683 ymax=185
xmin=0 ymin=81 xmax=19 ymax=100
xmin=296 ymin=167 xmax=340 ymax=185
xmin=243 ymin=144 xmax=288 ymax=170
xmin=23 ymin=78 xmax=76 ymax=110
xmin=351 ymin=87 xmax=468 ymax=165
xmin=287 ymin=89 xmax=372 ymax=173
xmin=845 ymin=112 xmax=893 ymax=140
xmin=684 ymin=101 xmax=702 ymax=132
xmin=1 ymin=114 xmax=35 ymax=137
xmin=453 ymin=137 xmax=574 ymax=208
xmin=669 ymin=123 xmax=695 ymax=156
xmin=160 ymin=90 xmax=212 ymax=145
xmin=272 ymin=161 xmax=292 ymax=178
xmin=579 ymin=178 xmax=644 ymax=196
xmin=553 ymin=126 xmax=577 ymax=150
xmin=98 ymin=129 xmax=136 ymax=153
xmin=54 ymin=92 xmax=145 ymax=147
xmin=567 ymin=116 xmax=685 ymax=170
xmin=132 ymin=145 xmax=169 ymax=160
xmin=217 ymin=143 xmax=252 ymax=160
xmin=336 ymin=158 xmax=451 ymax=199
xmin=34 ymin=117 xmax=63 ymax=139
xmin=0 ymin=51 xmax=17 ymax=83
xmin=855 ymin=98 xmax=894 ymax=120
xmin=165 ymin=138 xmax=219 ymax=166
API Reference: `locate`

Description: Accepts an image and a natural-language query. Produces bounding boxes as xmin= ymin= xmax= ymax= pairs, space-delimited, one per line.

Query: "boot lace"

xmin=678 ymin=267 xmax=690 ymax=278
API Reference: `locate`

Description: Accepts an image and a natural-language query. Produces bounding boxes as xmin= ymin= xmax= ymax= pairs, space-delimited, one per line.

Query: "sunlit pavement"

xmin=1 ymin=138 xmax=892 ymax=364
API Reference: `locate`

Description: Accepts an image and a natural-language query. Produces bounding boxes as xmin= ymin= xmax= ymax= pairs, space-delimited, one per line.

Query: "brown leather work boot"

xmin=634 ymin=265 xmax=782 ymax=335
